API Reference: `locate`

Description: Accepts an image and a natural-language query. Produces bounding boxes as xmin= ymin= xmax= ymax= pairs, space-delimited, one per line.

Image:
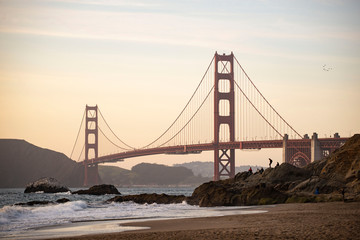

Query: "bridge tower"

xmin=84 ymin=105 xmax=99 ymax=186
xmin=214 ymin=52 xmax=235 ymax=180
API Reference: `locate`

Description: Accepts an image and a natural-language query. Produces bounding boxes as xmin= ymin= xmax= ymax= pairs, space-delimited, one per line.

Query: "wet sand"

xmin=49 ymin=202 xmax=360 ymax=240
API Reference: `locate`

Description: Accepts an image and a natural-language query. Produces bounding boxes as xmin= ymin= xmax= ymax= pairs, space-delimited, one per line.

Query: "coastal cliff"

xmin=0 ymin=139 xmax=83 ymax=187
xmin=187 ymin=134 xmax=360 ymax=207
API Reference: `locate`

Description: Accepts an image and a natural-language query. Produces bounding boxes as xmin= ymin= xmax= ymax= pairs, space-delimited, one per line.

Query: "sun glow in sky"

xmin=0 ymin=0 xmax=359 ymax=169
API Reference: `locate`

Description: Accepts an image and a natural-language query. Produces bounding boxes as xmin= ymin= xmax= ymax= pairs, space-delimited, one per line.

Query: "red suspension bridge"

xmin=70 ymin=52 xmax=348 ymax=186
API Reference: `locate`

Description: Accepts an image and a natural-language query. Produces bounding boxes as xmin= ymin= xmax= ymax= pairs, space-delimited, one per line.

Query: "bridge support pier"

xmin=311 ymin=132 xmax=322 ymax=162
xmin=282 ymin=134 xmax=288 ymax=163
xmin=84 ymin=163 xmax=99 ymax=187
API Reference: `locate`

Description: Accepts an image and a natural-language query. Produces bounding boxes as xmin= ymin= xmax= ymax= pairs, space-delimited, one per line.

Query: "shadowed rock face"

xmin=73 ymin=184 xmax=120 ymax=195
xmin=186 ymin=134 xmax=360 ymax=207
xmin=305 ymin=134 xmax=360 ymax=194
xmin=108 ymin=193 xmax=186 ymax=204
xmin=0 ymin=139 xmax=84 ymax=188
xmin=24 ymin=177 xmax=70 ymax=193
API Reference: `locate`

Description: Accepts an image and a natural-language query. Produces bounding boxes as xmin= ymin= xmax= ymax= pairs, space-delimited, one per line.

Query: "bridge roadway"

xmin=82 ymin=137 xmax=348 ymax=165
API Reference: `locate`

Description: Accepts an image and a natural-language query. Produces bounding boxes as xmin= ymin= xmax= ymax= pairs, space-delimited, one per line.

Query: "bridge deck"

xmin=81 ymin=138 xmax=348 ymax=165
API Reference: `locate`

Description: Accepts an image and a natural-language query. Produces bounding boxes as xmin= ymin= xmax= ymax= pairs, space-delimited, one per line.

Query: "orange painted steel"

xmin=84 ymin=105 xmax=99 ymax=186
xmin=213 ymin=52 xmax=235 ymax=180
xmin=83 ymin=138 xmax=348 ymax=165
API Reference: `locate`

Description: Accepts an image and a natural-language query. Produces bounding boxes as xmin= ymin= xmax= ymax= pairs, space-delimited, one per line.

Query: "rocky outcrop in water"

xmin=56 ymin=198 xmax=70 ymax=203
xmin=73 ymin=184 xmax=120 ymax=195
xmin=24 ymin=177 xmax=70 ymax=193
xmin=15 ymin=200 xmax=53 ymax=206
xmin=108 ymin=193 xmax=186 ymax=204
xmin=187 ymin=134 xmax=360 ymax=207
xmin=15 ymin=198 xmax=70 ymax=206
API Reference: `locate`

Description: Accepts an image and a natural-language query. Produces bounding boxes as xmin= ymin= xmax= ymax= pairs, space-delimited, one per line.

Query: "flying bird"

xmin=323 ymin=64 xmax=333 ymax=71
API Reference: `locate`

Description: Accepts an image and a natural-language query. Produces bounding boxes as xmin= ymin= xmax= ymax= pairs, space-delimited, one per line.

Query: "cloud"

xmin=0 ymin=1 xmax=229 ymax=48
xmin=1 ymin=0 xmax=359 ymax=61
xmin=42 ymin=0 xmax=162 ymax=8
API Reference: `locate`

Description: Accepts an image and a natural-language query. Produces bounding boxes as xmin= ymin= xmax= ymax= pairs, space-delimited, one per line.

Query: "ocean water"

xmin=0 ymin=187 xmax=267 ymax=239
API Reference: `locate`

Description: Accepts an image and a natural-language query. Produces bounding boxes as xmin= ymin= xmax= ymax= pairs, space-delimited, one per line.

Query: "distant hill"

xmin=174 ymin=161 xmax=266 ymax=178
xmin=99 ymin=163 xmax=211 ymax=186
xmin=0 ymin=139 xmax=83 ymax=187
xmin=98 ymin=165 xmax=134 ymax=186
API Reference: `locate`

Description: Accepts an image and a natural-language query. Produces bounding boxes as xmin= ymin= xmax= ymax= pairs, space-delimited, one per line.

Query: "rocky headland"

xmin=0 ymin=139 xmax=84 ymax=187
xmin=186 ymin=134 xmax=360 ymax=207
xmin=105 ymin=134 xmax=360 ymax=206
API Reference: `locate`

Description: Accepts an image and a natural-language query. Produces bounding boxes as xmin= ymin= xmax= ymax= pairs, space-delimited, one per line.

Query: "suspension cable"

xmin=234 ymin=81 xmax=283 ymax=138
xmin=234 ymin=56 xmax=303 ymax=139
xmin=140 ymin=55 xmax=215 ymax=149
xmin=158 ymin=86 xmax=215 ymax=147
xmin=70 ymin=109 xmax=85 ymax=159
xmin=76 ymin=108 xmax=95 ymax=161
xmin=77 ymin=144 xmax=85 ymax=162
xmin=98 ymin=126 xmax=132 ymax=151
xmin=98 ymin=107 xmax=134 ymax=150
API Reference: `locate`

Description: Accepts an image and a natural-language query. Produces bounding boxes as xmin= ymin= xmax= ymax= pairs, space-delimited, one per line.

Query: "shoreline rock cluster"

xmin=24 ymin=179 xmax=120 ymax=195
xmin=24 ymin=177 xmax=70 ymax=193
xmin=22 ymin=134 xmax=359 ymax=207
xmin=186 ymin=134 xmax=360 ymax=207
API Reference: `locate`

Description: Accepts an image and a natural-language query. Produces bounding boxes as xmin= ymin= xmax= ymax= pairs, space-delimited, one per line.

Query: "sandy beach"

xmin=47 ymin=201 xmax=360 ymax=240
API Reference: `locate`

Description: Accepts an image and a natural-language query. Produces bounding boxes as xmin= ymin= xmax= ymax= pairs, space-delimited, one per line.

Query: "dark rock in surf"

xmin=56 ymin=198 xmax=70 ymax=203
xmin=24 ymin=177 xmax=70 ymax=193
xmin=15 ymin=200 xmax=53 ymax=206
xmin=73 ymin=184 xmax=120 ymax=195
xmin=15 ymin=198 xmax=71 ymax=206
xmin=108 ymin=193 xmax=186 ymax=204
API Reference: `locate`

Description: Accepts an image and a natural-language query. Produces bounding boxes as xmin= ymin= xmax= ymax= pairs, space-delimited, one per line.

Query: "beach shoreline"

xmin=46 ymin=201 xmax=360 ymax=240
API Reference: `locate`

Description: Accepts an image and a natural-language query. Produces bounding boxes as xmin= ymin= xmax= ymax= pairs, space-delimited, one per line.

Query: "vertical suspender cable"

xmin=70 ymin=109 xmax=85 ymax=160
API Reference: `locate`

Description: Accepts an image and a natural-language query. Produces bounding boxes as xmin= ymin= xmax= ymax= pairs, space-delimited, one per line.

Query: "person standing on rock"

xmin=269 ymin=158 xmax=273 ymax=168
xmin=248 ymin=167 xmax=253 ymax=174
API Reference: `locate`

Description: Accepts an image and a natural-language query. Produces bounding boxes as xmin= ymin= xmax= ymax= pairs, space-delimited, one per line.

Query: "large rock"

xmin=24 ymin=177 xmax=70 ymax=193
xmin=300 ymin=134 xmax=360 ymax=196
xmin=108 ymin=193 xmax=186 ymax=204
xmin=186 ymin=181 xmax=238 ymax=206
xmin=187 ymin=135 xmax=360 ymax=207
xmin=73 ymin=184 xmax=120 ymax=195
xmin=187 ymin=179 xmax=287 ymax=207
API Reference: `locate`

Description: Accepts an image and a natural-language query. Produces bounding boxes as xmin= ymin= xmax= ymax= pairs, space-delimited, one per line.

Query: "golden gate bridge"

xmin=70 ymin=52 xmax=348 ymax=186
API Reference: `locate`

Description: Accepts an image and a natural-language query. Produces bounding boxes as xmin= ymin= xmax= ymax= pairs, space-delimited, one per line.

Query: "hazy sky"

xmin=1 ymin=0 xmax=359 ymax=169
